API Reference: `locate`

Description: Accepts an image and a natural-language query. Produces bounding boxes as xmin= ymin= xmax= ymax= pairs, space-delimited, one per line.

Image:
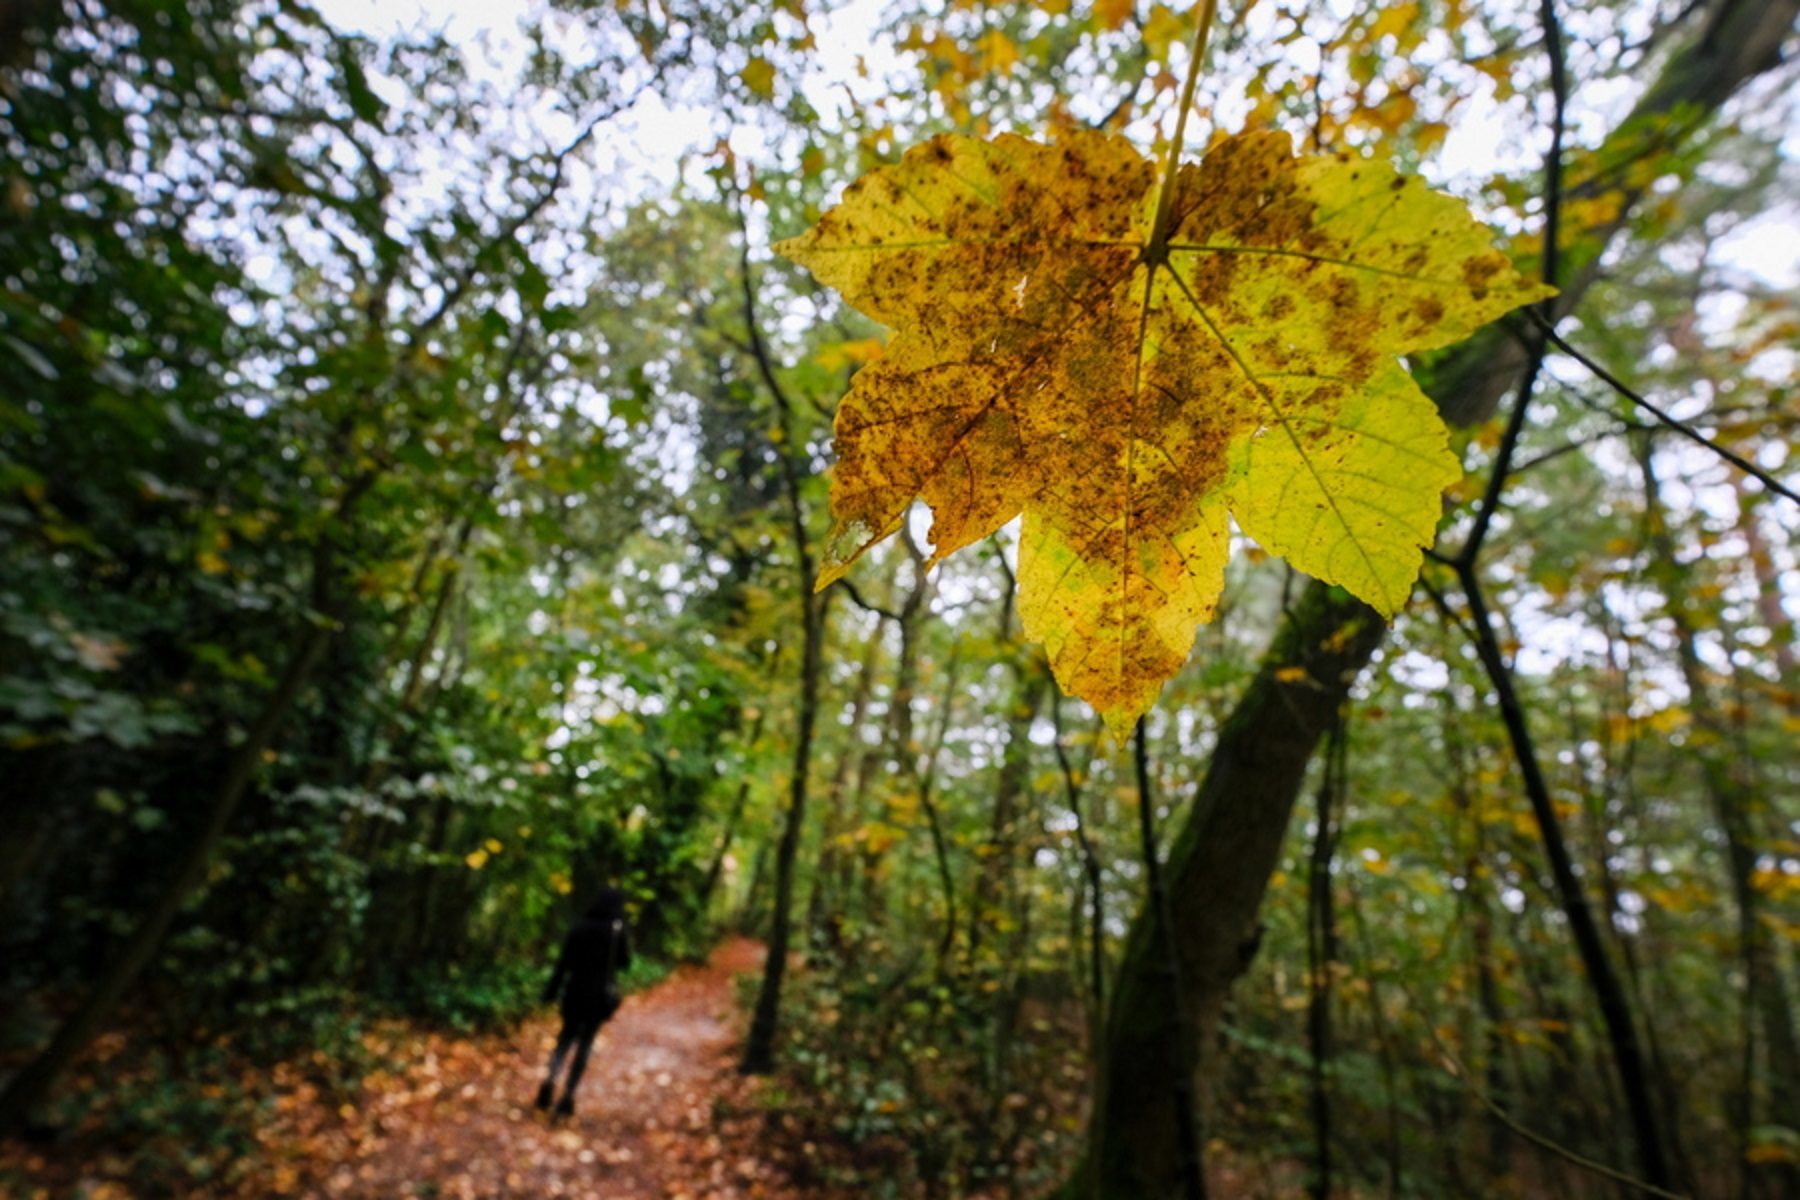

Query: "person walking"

xmin=536 ymin=886 xmax=631 ymax=1118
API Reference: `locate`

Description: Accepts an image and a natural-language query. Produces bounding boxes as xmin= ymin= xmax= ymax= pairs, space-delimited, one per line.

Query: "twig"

xmin=1420 ymin=1023 xmax=1691 ymax=1200
xmin=838 ymin=579 xmax=904 ymax=623
xmin=1144 ymin=0 xmax=1219 ymax=264
xmin=1527 ymin=311 xmax=1800 ymax=506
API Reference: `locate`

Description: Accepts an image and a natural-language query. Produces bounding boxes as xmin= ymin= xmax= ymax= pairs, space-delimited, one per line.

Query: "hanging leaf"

xmin=778 ymin=128 xmax=1551 ymax=732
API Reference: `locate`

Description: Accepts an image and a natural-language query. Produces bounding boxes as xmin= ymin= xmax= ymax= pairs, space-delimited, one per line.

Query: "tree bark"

xmin=1452 ymin=556 xmax=1674 ymax=1189
xmin=739 ymin=584 xmax=823 ymax=1073
xmin=968 ymin=667 xmax=1049 ymax=969
xmin=804 ymin=632 xmax=881 ymax=946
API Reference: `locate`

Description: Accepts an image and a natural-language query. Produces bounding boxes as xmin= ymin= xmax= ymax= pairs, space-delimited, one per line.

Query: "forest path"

xmin=283 ymin=937 xmax=802 ymax=1200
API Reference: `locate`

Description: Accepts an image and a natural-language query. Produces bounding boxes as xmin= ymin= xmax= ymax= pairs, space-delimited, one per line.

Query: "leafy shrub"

xmin=759 ymin=950 xmax=1089 ymax=1198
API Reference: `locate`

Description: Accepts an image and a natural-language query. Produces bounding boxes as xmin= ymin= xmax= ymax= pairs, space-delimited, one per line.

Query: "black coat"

xmin=543 ymin=897 xmax=632 ymax=1025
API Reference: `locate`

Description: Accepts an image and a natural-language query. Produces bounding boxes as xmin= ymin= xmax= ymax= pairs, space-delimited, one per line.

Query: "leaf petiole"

xmin=1143 ymin=0 xmax=1219 ymax=267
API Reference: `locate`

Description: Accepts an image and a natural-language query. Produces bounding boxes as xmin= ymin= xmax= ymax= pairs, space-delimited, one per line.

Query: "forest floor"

xmin=4 ymin=938 xmax=833 ymax=1200
xmin=267 ymin=936 xmax=802 ymax=1200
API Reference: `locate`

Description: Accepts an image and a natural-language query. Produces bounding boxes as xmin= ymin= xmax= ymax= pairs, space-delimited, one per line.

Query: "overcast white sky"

xmin=310 ymin=0 xmax=1798 ymax=289
xmin=310 ymin=0 xmax=897 ymax=191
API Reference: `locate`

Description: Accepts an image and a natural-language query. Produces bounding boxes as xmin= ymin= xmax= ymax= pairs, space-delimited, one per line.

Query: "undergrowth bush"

xmin=760 ymin=946 xmax=1089 ymax=1198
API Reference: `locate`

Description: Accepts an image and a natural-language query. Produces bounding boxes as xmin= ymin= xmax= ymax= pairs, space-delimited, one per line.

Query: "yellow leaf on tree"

xmin=1142 ymin=4 xmax=1185 ymax=56
xmin=778 ymin=129 xmax=1551 ymax=732
xmin=741 ymin=55 xmax=777 ymax=99
xmin=1094 ymin=0 xmax=1135 ymax=31
xmin=1366 ymin=2 xmax=1420 ymax=46
xmin=977 ymin=29 xmax=1019 ymax=74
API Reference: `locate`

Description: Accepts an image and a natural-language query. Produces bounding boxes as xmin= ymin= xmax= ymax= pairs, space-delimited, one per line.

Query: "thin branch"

xmin=839 ymin=578 xmax=904 ymax=623
xmin=1416 ymin=565 xmax=1478 ymax=646
xmin=1513 ymin=423 xmax=1643 ymax=474
xmin=1529 ymin=311 xmax=1800 ymax=506
xmin=408 ymin=103 xmax=626 ymax=342
xmin=1614 ymin=0 xmax=1711 ymax=68
xmin=1422 ymin=1025 xmax=1691 ymax=1200
xmin=1540 ymin=0 xmax=1568 ymax=304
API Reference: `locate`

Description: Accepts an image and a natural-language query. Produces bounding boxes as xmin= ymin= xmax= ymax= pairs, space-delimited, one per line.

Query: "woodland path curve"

xmin=289 ymin=937 xmax=802 ymax=1200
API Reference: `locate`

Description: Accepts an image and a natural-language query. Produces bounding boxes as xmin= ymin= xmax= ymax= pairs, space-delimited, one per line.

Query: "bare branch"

xmin=1528 ymin=310 xmax=1800 ymax=506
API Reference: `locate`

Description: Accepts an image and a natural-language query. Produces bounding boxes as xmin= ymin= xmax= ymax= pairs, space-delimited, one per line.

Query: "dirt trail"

xmin=290 ymin=937 xmax=798 ymax=1199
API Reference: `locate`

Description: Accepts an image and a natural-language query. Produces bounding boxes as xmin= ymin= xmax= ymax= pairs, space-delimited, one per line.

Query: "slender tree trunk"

xmin=1305 ymin=716 xmax=1343 ymax=1200
xmin=1053 ymin=691 xmax=1108 ymax=1030
xmin=392 ymin=522 xmax=470 ymax=715
xmin=880 ymin=531 xmax=967 ymax=967
xmin=1470 ymin=900 xmax=1510 ymax=1175
xmin=805 ymin=634 xmax=881 ymax=946
xmin=408 ymin=791 xmax=457 ymax=963
xmin=1443 ymin=705 xmax=1514 ymax=1178
xmin=1453 ymin=559 xmax=1674 ymax=1189
xmin=700 ymin=710 xmax=768 ymax=916
xmin=739 ymin=586 xmax=822 ymax=1073
xmin=1052 ymin=691 xmax=1110 ymax=1200
xmin=736 ymin=224 xmax=826 ymax=1075
xmin=700 ymin=780 xmax=753 ymax=912
xmin=738 ymin=841 xmax=771 ymax=935
xmin=968 ymin=667 xmax=1048 ymax=968
xmin=1731 ymin=475 xmax=1799 ymax=711
xmin=913 ymin=652 xmax=964 ymax=969
xmin=1343 ymin=883 xmax=1404 ymax=1198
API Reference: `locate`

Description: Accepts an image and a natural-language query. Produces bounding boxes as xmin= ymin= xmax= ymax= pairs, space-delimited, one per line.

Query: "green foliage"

xmin=397 ymin=960 xmax=546 ymax=1035
xmin=82 ymin=1052 xmax=266 ymax=1195
xmin=766 ymin=951 xmax=1088 ymax=1197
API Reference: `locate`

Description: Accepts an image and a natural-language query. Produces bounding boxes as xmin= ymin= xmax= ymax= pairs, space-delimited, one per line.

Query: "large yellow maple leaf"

xmin=778 ymin=129 xmax=1551 ymax=732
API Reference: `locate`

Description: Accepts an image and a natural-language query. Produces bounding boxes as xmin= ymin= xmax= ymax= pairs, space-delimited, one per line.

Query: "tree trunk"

xmin=968 ymin=666 xmax=1048 ymax=969
xmin=737 ymin=227 xmax=827 ymax=1075
xmin=1065 ymin=586 xmax=1387 ymax=1198
xmin=1454 ymin=554 xmax=1674 ymax=1189
xmin=804 ymin=634 xmax=881 ymax=946
xmin=739 ymin=587 xmax=822 ymax=1073
xmin=1305 ymin=717 xmax=1343 ymax=1200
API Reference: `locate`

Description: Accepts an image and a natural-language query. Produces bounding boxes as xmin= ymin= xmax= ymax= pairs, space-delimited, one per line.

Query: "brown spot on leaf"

xmin=1461 ymin=254 xmax=1504 ymax=287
